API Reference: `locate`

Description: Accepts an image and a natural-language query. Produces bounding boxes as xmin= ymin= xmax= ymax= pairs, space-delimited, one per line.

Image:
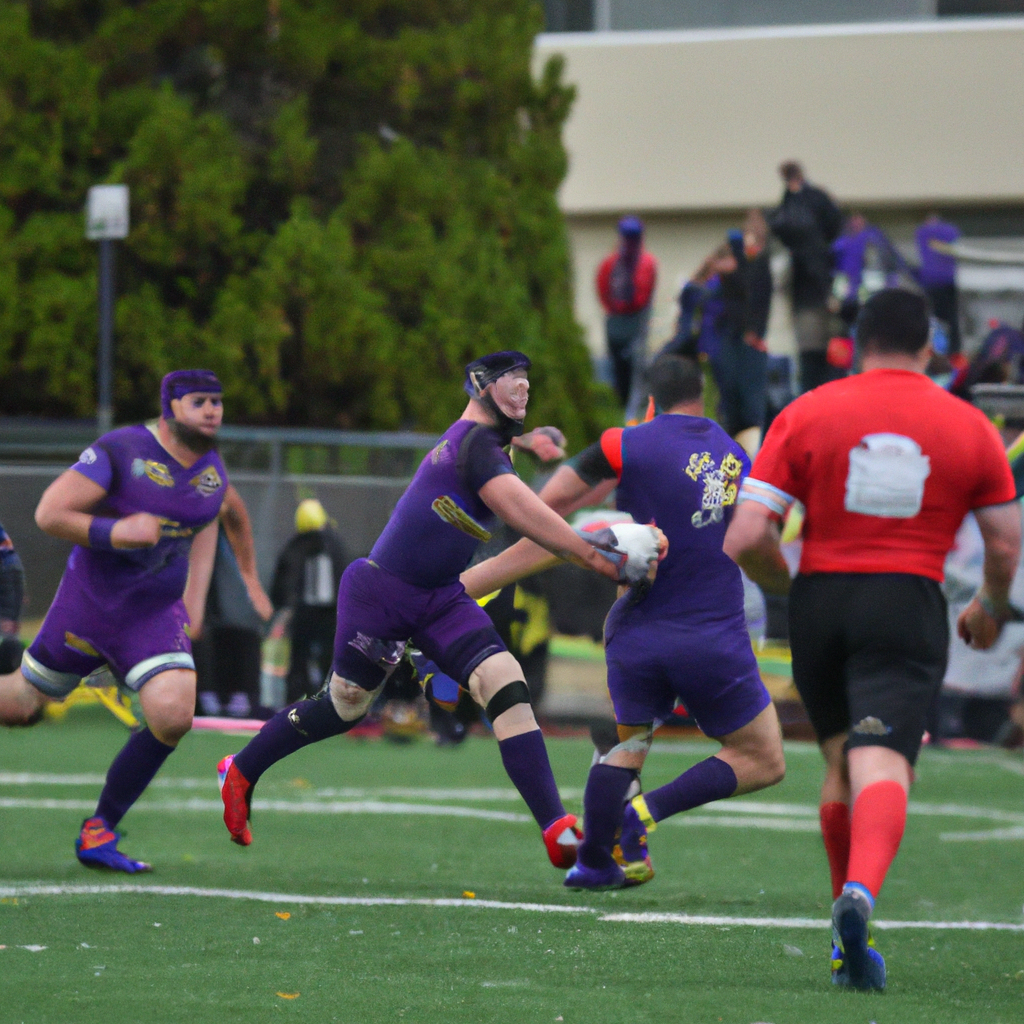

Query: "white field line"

xmin=0 ymin=883 xmax=1022 ymax=933
xmin=940 ymin=826 xmax=1024 ymax=842
xmin=0 ymin=797 xmax=531 ymax=823
xmin=2 ymin=774 xmax=1021 ymax=824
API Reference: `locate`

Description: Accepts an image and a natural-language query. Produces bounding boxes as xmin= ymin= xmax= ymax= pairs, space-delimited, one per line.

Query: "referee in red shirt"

xmin=724 ymin=289 xmax=1020 ymax=992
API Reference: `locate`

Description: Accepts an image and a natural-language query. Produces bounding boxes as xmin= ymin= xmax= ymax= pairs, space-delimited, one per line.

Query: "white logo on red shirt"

xmin=845 ymin=434 xmax=931 ymax=519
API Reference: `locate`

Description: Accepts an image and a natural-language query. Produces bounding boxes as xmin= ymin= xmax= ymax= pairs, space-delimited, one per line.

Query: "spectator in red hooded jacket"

xmin=596 ymin=217 xmax=658 ymax=421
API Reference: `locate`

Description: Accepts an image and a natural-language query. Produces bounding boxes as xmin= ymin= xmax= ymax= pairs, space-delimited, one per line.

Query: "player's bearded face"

xmin=489 ymin=371 xmax=529 ymax=423
xmin=169 ymin=392 xmax=223 ymax=454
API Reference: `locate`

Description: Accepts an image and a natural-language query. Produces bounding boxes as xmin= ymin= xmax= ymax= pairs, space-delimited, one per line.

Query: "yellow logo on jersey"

xmin=157 ymin=517 xmax=196 ymax=539
xmin=190 ymin=466 xmax=223 ymax=497
xmin=685 ymin=452 xmax=713 ymax=481
xmin=431 ymin=439 xmax=450 ymax=465
xmin=689 ymin=452 xmax=743 ymax=529
xmin=64 ymin=632 xmax=100 ymax=657
xmin=131 ymin=458 xmax=174 ymax=487
xmin=431 ymin=495 xmax=492 ymax=542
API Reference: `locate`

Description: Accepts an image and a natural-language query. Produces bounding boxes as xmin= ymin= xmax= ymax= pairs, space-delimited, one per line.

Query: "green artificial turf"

xmin=2 ymin=708 xmax=1023 ymax=1023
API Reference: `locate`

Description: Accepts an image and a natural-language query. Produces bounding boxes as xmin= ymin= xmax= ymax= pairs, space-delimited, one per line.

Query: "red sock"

xmin=845 ymin=780 xmax=907 ymax=899
xmin=819 ymin=801 xmax=851 ymax=899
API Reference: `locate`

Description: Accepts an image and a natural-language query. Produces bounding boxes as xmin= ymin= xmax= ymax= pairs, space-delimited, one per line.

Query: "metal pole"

xmin=97 ymin=238 xmax=115 ymax=435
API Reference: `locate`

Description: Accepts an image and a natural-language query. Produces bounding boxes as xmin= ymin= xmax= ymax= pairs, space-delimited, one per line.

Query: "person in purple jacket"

xmin=0 ymin=370 xmax=228 ymax=872
xmin=916 ymin=213 xmax=961 ymax=354
xmin=218 ymin=352 xmax=659 ymax=870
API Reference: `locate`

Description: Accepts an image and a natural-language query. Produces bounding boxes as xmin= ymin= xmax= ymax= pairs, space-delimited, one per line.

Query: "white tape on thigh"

xmin=329 ymin=674 xmax=380 ymax=721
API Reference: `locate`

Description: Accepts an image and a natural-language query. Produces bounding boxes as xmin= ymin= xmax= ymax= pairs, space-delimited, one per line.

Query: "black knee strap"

xmin=486 ymin=680 xmax=531 ymax=722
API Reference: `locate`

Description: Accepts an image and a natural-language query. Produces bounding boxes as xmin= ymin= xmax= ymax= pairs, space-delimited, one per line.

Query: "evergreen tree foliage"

xmin=0 ymin=1 xmax=615 ymax=443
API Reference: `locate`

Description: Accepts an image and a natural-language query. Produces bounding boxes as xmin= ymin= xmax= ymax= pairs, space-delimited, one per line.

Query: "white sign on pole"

xmin=86 ymin=185 xmax=130 ymax=240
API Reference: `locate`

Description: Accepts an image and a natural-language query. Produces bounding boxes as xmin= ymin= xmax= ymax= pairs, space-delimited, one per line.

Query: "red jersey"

xmin=743 ymin=369 xmax=1015 ymax=581
xmin=596 ymin=250 xmax=657 ymax=315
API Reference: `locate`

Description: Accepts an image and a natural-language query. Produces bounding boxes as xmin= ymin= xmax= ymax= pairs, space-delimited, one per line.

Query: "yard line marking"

xmin=600 ymin=912 xmax=1024 ymax=932
xmin=4 ymin=774 xmax=1022 ymax=822
xmin=0 ymin=883 xmax=1021 ymax=933
xmin=660 ymin=814 xmax=820 ymax=832
xmin=0 ymin=883 xmax=591 ymax=915
xmin=940 ymin=826 xmax=1024 ymax=841
xmin=3 ymin=791 xmax=1022 ymax=829
xmin=0 ymin=797 xmax=532 ymax=823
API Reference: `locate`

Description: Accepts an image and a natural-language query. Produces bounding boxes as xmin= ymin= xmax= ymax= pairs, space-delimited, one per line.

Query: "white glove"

xmin=576 ymin=522 xmax=660 ymax=584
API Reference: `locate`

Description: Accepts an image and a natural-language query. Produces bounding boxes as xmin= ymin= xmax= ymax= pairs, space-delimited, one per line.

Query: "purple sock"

xmin=578 ymin=763 xmax=636 ymax=870
xmin=497 ymin=729 xmax=565 ymax=830
xmin=644 ymin=755 xmax=738 ymax=823
xmin=233 ymin=695 xmax=353 ymax=784
xmin=95 ymin=728 xmax=174 ymax=828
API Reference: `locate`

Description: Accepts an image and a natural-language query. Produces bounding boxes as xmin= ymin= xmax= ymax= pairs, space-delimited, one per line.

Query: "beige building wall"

xmin=536 ymin=19 xmax=1024 ymax=358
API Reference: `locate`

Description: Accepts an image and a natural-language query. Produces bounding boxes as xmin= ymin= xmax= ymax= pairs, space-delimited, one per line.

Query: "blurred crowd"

xmin=594 ymin=160 xmax=1024 ymax=459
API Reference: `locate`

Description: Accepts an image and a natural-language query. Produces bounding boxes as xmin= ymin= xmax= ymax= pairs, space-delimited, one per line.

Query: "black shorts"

xmin=789 ymin=572 xmax=948 ymax=765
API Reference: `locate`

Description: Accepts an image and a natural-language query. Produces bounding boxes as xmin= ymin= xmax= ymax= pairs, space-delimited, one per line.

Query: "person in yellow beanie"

xmin=270 ymin=499 xmax=349 ymax=703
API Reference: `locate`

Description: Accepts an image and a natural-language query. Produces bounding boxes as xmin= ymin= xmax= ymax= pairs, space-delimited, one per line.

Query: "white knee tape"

xmin=599 ymin=727 xmax=654 ymax=763
xmin=329 ymin=674 xmax=380 ymax=722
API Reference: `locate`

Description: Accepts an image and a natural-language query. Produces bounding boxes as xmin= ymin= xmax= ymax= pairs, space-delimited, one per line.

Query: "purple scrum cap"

xmin=463 ymin=351 xmax=531 ymax=397
xmin=160 ymin=369 xmax=223 ymax=419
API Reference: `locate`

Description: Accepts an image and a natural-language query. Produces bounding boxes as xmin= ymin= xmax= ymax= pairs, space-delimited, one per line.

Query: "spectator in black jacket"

xmin=716 ymin=210 xmax=773 ymax=455
xmin=270 ymin=499 xmax=349 ymax=703
xmin=769 ymin=161 xmax=843 ymax=393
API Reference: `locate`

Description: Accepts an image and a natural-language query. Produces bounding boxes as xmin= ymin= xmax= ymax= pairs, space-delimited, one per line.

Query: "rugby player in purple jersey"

xmin=461 ymin=355 xmax=786 ymax=889
xmin=0 ymin=371 xmax=229 ymax=872
xmin=218 ymin=351 xmax=661 ymax=869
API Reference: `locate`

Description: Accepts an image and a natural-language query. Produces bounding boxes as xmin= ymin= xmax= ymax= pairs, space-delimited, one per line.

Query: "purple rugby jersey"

xmin=67 ymin=424 xmax=228 ymax=613
xmin=369 ymin=420 xmax=514 ymax=589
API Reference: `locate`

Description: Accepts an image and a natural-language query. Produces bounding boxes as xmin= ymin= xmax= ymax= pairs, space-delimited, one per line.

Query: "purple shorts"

xmin=332 ymin=559 xmax=505 ymax=690
xmin=22 ymin=573 xmax=194 ymax=699
xmin=605 ymin=605 xmax=770 ymax=738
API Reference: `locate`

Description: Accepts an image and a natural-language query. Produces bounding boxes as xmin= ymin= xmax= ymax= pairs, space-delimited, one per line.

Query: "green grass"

xmin=2 ymin=708 xmax=1023 ymax=1023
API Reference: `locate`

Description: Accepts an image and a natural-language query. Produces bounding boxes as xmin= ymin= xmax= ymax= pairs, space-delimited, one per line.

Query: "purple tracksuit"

xmin=23 ymin=425 xmax=227 ymax=697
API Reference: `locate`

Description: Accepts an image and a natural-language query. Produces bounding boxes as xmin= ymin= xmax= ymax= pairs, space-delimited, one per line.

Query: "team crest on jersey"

xmin=689 ymin=451 xmax=744 ymax=529
xmin=78 ymin=447 xmax=98 ymax=465
xmin=189 ymin=465 xmax=223 ymax=497
xmin=431 ymin=439 xmax=451 ymax=465
xmin=132 ymin=458 xmax=174 ymax=487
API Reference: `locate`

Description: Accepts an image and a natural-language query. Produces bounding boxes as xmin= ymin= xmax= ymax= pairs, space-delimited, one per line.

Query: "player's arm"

xmin=478 ymin=474 xmax=621 ymax=581
xmin=723 ymin=498 xmax=792 ymax=596
xmin=35 ymin=468 xmax=160 ymax=549
xmin=463 ymin=436 xmax=626 ymax=597
xmin=957 ymin=500 xmax=1022 ymax=650
xmin=182 ymin=518 xmax=219 ymax=639
xmin=219 ymin=483 xmax=273 ymax=621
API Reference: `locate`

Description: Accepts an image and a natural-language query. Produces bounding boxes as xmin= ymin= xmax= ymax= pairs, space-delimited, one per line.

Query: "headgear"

xmin=463 ymin=351 xmax=531 ymax=443
xmin=463 ymin=351 xmax=531 ymax=398
xmin=160 ymin=370 xmax=223 ymax=420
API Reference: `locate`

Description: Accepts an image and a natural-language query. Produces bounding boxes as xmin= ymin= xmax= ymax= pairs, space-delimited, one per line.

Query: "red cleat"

xmin=217 ymin=754 xmax=253 ymax=846
xmin=542 ymin=813 xmax=582 ymax=869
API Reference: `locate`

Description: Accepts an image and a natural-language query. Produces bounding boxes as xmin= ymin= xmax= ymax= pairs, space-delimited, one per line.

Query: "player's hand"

xmin=576 ymin=523 xmax=661 ymax=585
xmin=512 ymin=427 xmax=566 ymax=462
xmin=111 ymin=512 xmax=163 ymax=549
xmin=957 ymin=597 xmax=1003 ymax=650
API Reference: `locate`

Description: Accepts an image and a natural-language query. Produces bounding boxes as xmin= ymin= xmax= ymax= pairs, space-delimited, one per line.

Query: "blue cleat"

xmin=75 ymin=817 xmax=151 ymax=874
xmin=831 ymin=890 xmax=886 ymax=991
xmin=613 ymin=800 xmax=654 ymax=886
xmin=564 ymin=860 xmax=626 ymax=890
